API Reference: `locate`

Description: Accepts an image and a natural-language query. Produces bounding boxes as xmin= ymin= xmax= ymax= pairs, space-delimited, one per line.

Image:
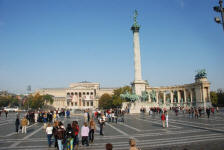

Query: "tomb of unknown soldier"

xmin=36 ymin=10 xmax=211 ymax=113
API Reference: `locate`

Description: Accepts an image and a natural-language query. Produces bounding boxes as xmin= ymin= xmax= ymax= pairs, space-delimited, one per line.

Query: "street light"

xmin=213 ymin=0 xmax=224 ymax=31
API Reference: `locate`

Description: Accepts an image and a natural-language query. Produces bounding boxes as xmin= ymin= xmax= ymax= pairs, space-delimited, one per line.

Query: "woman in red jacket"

xmin=161 ymin=112 xmax=166 ymax=128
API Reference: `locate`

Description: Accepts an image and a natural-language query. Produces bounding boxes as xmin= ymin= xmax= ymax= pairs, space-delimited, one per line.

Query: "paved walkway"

xmin=0 ymin=111 xmax=224 ymax=150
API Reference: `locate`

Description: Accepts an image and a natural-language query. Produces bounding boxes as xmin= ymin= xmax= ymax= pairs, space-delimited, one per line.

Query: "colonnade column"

xmin=156 ymin=92 xmax=159 ymax=104
xmin=177 ymin=90 xmax=181 ymax=104
xmin=170 ymin=91 xmax=173 ymax=104
xmin=163 ymin=92 xmax=166 ymax=104
xmin=184 ymin=90 xmax=187 ymax=103
xmin=190 ymin=89 xmax=193 ymax=103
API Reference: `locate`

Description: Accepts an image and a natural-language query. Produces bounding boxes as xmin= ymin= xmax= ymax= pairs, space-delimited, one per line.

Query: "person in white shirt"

xmin=165 ymin=112 xmax=168 ymax=128
xmin=34 ymin=112 xmax=38 ymax=123
xmin=84 ymin=110 xmax=88 ymax=123
xmin=46 ymin=124 xmax=53 ymax=147
xmin=81 ymin=122 xmax=89 ymax=146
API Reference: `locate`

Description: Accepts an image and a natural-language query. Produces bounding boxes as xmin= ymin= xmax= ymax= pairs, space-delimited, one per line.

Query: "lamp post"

xmin=213 ymin=0 xmax=224 ymax=31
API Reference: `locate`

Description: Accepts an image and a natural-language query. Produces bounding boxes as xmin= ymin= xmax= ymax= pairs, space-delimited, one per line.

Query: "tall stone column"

xmin=177 ymin=90 xmax=181 ymax=104
xmin=163 ymin=92 xmax=166 ymax=104
xmin=190 ymin=90 xmax=193 ymax=103
xmin=184 ymin=90 xmax=187 ymax=103
xmin=131 ymin=10 xmax=146 ymax=96
xmin=156 ymin=92 xmax=159 ymax=104
xmin=170 ymin=91 xmax=173 ymax=104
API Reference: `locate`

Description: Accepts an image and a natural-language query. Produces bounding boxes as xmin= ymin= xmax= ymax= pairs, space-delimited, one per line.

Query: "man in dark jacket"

xmin=15 ymin=116 xmax=20 ymax=134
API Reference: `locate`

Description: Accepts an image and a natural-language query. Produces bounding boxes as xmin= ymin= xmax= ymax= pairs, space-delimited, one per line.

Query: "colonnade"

xmin=147 ymin=85 xmax=210 ymax=106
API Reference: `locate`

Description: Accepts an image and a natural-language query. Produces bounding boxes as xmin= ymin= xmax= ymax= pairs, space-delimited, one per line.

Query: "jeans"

xmin=100 ymin=124 xmax=104 ymax=135
xmin=89 ymin=129 xmax=94 ymax=142
xmin=58 ymin=139 xmax=63 ymax=150
xmin=47 ymin=134 xmax=52 ymax=147
xmin=82 ymin=136 xmax=89 ymax=146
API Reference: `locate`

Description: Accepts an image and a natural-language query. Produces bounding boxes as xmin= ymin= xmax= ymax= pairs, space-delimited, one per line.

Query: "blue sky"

xmin=0 ymin=0 xmax=223 ymax=94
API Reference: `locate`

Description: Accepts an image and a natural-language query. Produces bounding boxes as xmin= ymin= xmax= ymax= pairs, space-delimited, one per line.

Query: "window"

xmin=91 ymin=101 xmax=93 ymax=106
xmin=90 ymin=92 xmax=93 ymax=95
xmin=87 ymin=92 xmax=89 ymax=95
xmin=83 ymin=101 xmax=85 ymax=106
xmin=83 ymin=92 xmax=85 ymax=95
xmin=75 ymin=92 xmax=77 ymax=95
xmin=87 ymin=102 xmax=89 ymax=106
xmin=79 ymin=92 xmax=81 ymax=97
xmin=71 ymin=92 xmax=74 ymax=95
xmin=75 ymin=102 xmax=77 ymax=106
xmin=71 ymin=102 xmax=73 ymax=106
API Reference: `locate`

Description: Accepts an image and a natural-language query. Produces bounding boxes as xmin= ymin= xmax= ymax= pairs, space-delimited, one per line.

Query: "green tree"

xmin=210 ymin=91 xmax=218 ymax=106
xmin=99 ymin=93 xmax=113 ymax=109
xmin=217 ymin=89 xmax=224 ymax=106
xmin=112 ymin=86 xmax=132 ymax=108
xmin=23 ymin=93 xmax=54 ymax=110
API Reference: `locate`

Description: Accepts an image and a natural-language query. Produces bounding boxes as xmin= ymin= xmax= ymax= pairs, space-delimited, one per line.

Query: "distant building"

xmin=35 ymin=81 xmax=115 ymax=110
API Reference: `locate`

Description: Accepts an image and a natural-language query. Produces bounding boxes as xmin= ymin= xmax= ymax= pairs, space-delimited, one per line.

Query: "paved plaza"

xmin=0 ymin=111 xmax=224 ymax=150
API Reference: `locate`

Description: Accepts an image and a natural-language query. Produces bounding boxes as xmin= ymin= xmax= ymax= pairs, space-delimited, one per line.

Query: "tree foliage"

xmin=23 ymin=93 xmax=54 ymax=110
xmin=210 ymin=89 xmax=224 ymax=106
xmin=98 ymin=93 xmax=113 ymax=109
xmin=0 ymin=96 xmax=19 ymax=107
xmin=98 ymin=86 xmax=132 ymax=109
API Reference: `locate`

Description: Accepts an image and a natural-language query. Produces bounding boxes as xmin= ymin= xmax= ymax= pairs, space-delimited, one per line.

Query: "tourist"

xmin=65 ymin=123 xmax=74 ymax=150
xmin=106 ymin=143 xmax=113 ymax=150
xmin=89 ymin=119 xmax=96 ymax=143
xmin=129 ymin=139 xmax=139 ymax=150
xmin=43 ymin=113 xmax=47 ymax=129
xmin=53 ymin=121 xmax=59 ymax=148
xmin=111 ymin=111 xmax=115 ymax=123
xmin=198 ymin=107 xmax=202 ymax=117
xmin=46 ymin=123 xmax=53 ymax=147
xmin=161 ymin=112 xmax=166 ymax=128
xmin=165 ymin=111 xmax=168 ymax=128
xmin=81 ymin=122 xmax=89 ymax=146
xmin=34 ymin=112 xmax=38 ymax=123
xmin=66 ymin=110 xmax=70 ymax=118
xmin=21 ymin=116 xmax=28 ymax=134
xmin=57 ymin=122 xmax=66 ymax=150
xmin=99 ymin=114 xmax=105 ymax=135
xmin=114 ymin=109 xmax=118 ymax=124
xmin=206 ymin=107 xmax=210 ymax=118
xmin=194 ymin=108 xmax=199 ymax=119
xmin=72 ymin=121 xmax=79 ymax=150
xmin=211 ymin=107 xmax=215 ymax=115
xmin=15 ymin=116 xmax=20 ymax=134
xmin=5 ymin=110 xmax=8 ymax=119
xmin=216 ymin=106 xmax=219 ymax=112
xmin=87 ymin=109 xmax=90 ymax=122
xmin=84 ymin=110 xmax=88 ymax=123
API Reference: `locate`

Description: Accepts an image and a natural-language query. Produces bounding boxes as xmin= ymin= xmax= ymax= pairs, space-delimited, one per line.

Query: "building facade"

xmin=36 ymin=81 xmax=114 ymax=110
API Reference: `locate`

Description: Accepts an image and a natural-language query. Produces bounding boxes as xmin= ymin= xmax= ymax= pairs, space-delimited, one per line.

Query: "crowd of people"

xmin=9 ymin=105 xmax=221 ymax=150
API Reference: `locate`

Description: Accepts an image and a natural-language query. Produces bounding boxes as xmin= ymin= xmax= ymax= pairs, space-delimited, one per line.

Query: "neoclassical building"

xmin=36 ymin=81 xmax=114 ymax=110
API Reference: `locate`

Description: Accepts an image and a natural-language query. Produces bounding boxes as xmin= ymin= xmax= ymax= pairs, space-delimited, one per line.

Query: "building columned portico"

xmin=36 ymin=81 xmax=114 ymax=110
